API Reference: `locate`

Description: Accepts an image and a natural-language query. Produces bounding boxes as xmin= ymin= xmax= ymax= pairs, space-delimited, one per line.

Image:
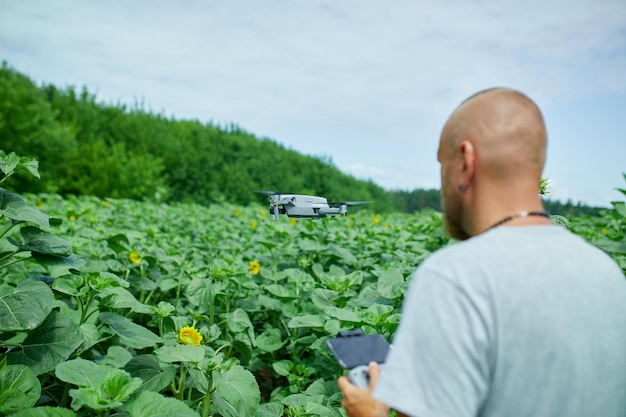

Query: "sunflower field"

xmin=0 ymin=153 xmax=624 ymax=417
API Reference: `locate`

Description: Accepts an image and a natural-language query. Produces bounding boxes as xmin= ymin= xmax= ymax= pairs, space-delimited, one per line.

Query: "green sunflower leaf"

xmin=0 ymin=364 xmax=41 ymax=414
xmin=124 ymin=355 xmax=176 ymax=393
xmin=256 ymin=328 xmax=285 ymax=353
xmin=99 ymin=312 xmax=161 ymax=349
xmin=6 ymin=310 xmax=83 ymax=375
xmin=0 ymin=278 xmax=54 ymax=332
xmin=56 ymin=358 xmax=110 ymax=388
xmin=377 ymin=269 xmax=405 ymax=299
xmin=8 ymin=406 xmax=76 ymax=417
xmin=0 ymin=188 xmax=49 ymax=229
xmin=155 ymin=345 xmax=205 ymax=363
xmin=8 ymin=226 xmax=72 ymax=256
xmin=124 ymin=391 xmax=198 ymax=417
xmin=212 ymin=365 xmax=260 ymax=417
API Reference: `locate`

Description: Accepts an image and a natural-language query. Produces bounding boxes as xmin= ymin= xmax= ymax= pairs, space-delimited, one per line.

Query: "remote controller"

xmin=348 ymin=364 xmax=384 ymax=388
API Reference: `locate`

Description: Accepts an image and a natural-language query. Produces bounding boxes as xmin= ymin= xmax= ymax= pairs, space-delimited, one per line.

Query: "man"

xmin=339 ymin=88 xmax=626 ymax=417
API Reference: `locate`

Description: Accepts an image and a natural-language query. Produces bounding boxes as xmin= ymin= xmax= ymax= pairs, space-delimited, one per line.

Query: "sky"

xmin=1 ymin=0 xmax=625 ymax=207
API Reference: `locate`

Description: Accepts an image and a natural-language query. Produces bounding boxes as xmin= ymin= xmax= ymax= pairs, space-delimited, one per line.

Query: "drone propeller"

xmin=252 ymin=190 xmax=287 ymax=220
xmin=252 ymin=190 xmax=281 ymax=196
xmin=328 ymin=201 xmax=373 ymax=206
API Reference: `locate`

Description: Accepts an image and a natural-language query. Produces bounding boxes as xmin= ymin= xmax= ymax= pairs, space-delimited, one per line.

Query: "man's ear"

xmin=458 ymin=140 xmax=475 ymax=189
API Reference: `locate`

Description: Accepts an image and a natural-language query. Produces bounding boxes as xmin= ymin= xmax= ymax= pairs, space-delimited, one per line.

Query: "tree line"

xmin=0 ymin=62 xmax=394 ymax=211
xmin=0 ymin=62 xmax=605 ymax=217
xmin=388 ymin=188 xmax=605 ymax=217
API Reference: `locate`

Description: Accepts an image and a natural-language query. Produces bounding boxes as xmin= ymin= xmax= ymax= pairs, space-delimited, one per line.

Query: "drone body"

xmin=254 ymin=191 xmax=370 ymax=220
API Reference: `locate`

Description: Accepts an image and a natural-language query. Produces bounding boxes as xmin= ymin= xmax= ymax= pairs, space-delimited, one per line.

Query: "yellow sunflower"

xmin=179 ymin=325 xmax=203 ymax=346
xmin=249 ymin=260 xmax=261 ymax=275
xmin=251 ymin=219 xmax=258 ymax=230
xmin=128 ymin=251 xmax=142 ymax=264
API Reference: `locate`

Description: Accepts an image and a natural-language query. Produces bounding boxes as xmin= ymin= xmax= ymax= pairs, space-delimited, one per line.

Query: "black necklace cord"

xmin=487 ymin=210 xmax=551 ymax=231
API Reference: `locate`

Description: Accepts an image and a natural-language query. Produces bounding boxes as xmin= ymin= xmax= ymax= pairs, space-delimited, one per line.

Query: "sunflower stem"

xmin=224 ymin=295 xmax=230 ymax=315
xmin=281 ymin=318 xmax=292 ymax=337
xmin=202 ymin=374 xmax=213 ymax=417
xmin=272 ymin=249 xmax=278 ymax=276
xmin=187 ymin=380 xmax=194 ymax=402
xmin=176 ymin=277 xmax=183 ymax=311
xmin=170 ymin=381 xmax=179 ymax=397
xmin=80 ymin=292 xmax=96 ymax=325
xmin=202 ymin=393 xmax=211 ymax=417
xmin=60 ymin=382 xmax=71 ymax=408
xmin=0 ymin=341 xmax=23 ymax=349
xmin=177 ymin=364 xmax=187 ymax=401
xmin=0 ymin=255 xmax=28 ymax=270
xmin=0 ymin=221 xmax=22 ymax=241
xmin=143 ymin=289 xmax=155 ymax=305
xmin=209 ymin=301 xmax=215 ymax=327
xmin=0 ymin=171 xmax=13 ymax=184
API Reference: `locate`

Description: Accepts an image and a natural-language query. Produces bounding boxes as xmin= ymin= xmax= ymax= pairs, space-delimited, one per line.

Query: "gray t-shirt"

xmin=374 ymin=225 xmax=626 ymax=417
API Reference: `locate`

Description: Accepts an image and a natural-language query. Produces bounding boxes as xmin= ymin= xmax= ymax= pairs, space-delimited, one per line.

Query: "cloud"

xmin=342 ymin=163 xmax=387 ymax=182
xmin=5 ymin=1 xmax=624 ymax=110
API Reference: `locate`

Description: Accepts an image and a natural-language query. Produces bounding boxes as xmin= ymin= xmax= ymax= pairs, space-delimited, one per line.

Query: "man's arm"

xmin=366 ymin=266 xmax=491 ymax=416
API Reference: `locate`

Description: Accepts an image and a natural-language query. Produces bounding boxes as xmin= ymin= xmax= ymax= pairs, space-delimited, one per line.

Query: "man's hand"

xmin=338 ymin=362 xmax=390 ymax=417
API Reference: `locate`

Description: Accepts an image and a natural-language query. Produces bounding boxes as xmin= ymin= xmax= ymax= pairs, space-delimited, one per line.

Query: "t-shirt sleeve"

xmin=373 ymin=266 xmax=492 ymax=417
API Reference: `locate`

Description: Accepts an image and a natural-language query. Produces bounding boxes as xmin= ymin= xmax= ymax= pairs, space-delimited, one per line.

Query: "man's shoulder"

xmin=419 ymin=225 xmax=614 ymax=277
xmin=429 ymin=225 xmax=582 ymax=257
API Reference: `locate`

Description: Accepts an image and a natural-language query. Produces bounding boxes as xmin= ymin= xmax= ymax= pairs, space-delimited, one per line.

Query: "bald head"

xmin=438 ymin=88 xmax=550 ymax=239
xmin=441 ymin=87 xmax=547 ymax=181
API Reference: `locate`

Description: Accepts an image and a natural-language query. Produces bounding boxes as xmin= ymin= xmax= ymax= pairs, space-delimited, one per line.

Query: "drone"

xmin=254 ymin=191 xmax=371 ymax=220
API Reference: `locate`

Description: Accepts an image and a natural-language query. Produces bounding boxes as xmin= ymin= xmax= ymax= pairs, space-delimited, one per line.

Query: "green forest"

xmin=0 ymin=62 xmax=605 ymax=216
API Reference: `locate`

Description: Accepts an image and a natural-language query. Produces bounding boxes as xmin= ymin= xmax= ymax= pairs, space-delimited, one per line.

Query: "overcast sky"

xmin=1 ymin=0 xmax=625 ymax=207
